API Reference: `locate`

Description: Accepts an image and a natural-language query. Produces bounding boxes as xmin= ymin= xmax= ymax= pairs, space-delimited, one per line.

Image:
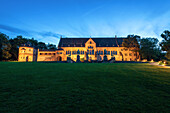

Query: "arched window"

xmin=101 ymin=51 xmax=103 ymax=55
xmin=92 ymin=50 xmax=94 ymax=55
xmin=108 ymin=51 xmax=110 ymax=55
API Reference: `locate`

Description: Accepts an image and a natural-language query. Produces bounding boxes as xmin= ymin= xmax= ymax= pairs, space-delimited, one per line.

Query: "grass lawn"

xmin=0 ymin=62 xmax=169 ymax=113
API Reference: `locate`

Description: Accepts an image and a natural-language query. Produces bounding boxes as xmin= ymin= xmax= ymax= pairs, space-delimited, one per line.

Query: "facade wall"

xmin=18 ymin=38 xmax=140 ymax=62
xmin=62 ymin=47 xmax=86 ymax=61
xmin=37 ymin=50 xmax=56 ymax=61
xmin=61 ymin=47 xmax=138 ymax=61
xmin=18 ymin=47 xmax=34 ymax=62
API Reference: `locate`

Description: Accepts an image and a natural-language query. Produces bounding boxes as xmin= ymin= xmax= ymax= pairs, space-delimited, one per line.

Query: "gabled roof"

xmin=58 ymin=37 xmax=126 ymax=47
xmin=39 ymin=49 xmax=56 ymax=52
xmin=58 ymin=38 xmax=89 ymax=47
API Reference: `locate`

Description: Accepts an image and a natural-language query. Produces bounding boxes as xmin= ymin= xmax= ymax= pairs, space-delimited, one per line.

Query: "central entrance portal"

xmin=57 ymin=56 xmax=62 ymax=61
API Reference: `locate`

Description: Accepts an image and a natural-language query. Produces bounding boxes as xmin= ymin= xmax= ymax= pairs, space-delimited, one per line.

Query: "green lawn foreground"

xmin=0 ymin=62 xmax=169 ymax=113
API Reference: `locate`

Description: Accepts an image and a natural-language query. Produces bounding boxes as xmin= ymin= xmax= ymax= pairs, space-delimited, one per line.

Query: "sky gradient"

xmin=0 ymin=0 xmax=170 ymax=45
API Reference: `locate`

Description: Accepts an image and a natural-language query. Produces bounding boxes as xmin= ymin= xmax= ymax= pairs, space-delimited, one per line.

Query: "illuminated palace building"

xmin=18 ymin=37 xmax=140 ymax=62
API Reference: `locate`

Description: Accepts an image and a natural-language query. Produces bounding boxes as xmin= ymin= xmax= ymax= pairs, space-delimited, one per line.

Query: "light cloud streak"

xmin=0 ymin=24 xmax=63 ymax=44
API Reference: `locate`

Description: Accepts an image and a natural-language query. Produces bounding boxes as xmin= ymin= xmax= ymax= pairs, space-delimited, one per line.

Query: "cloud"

xmin=0 ymin=24 xmax=63 ymax=38
xmin=82 ymin=4 xmax=106 ymax=17
xmin=0 ymin=24 xmax=31 ymax=36
xmin=38 ymin=32 xmax=63 ymax=38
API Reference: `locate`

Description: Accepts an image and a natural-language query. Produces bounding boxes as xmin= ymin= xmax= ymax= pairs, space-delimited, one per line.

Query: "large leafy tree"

xmin=122 ymin=35 xmax=140 ymax=61
xmin=160 ymin=30 xmax=170 ymax=59
xmin=140 ymin=38 xmax=161 ymax=61
xmin=0 ymin=33 xmax=12 ymax=60
xmin=47 ymin=43 xmax=57 ymax=50
xmin=9 ymin=36 xmax=28 ymax=60
xmin=38 ymin=42 xmax=47 ymax=50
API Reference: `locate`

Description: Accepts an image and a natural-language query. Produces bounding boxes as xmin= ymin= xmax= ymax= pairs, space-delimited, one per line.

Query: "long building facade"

xmin=18 ymin=37 xmax=140 ymax=62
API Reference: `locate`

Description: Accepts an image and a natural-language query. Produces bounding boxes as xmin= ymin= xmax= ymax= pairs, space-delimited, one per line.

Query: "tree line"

xmin=122 ymin=30 xmax=170 ymax=61
xmin=0 ymin=30 xmax=170 ymax=61
xmin=0 ymin=33 xmax=57 ymax=61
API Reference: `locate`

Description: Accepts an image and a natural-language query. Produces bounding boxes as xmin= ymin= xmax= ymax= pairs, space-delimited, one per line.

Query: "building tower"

xmin=18 ymin=44 xmax=37 ymax=62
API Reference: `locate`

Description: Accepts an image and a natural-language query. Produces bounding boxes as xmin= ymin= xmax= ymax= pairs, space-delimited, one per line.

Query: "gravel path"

xmin=149 ymin=62 xmax=170 ymax=68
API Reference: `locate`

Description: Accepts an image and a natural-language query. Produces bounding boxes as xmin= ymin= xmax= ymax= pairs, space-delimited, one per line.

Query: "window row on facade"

xmin=66 ymin=50 xmax=118 ymax=55
xmin=39 ymin=53 xmax=56 ymax=55
xmin=88 ymin=46 xmax=93 ymax=49
xmin=124 ymin=53 xmax=136 ymax=56
xmin=66 ymin=51 xmax=85 ymax=55
xmin=39 ymin=51 xmax=136 ymax=56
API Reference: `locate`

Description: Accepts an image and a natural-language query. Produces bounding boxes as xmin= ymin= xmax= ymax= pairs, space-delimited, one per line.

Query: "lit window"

xmin=107 ymin=51 xmax=110 ymax=55
xmin=92 ymin=50 xmax=94 ymax=55
xmin=112 ymin=51 xmax=117 ymax=55
xmin=115 ymin=51 xmax=117 ymax=55
xmin=101 ymin=51 xmax=103 ymax=55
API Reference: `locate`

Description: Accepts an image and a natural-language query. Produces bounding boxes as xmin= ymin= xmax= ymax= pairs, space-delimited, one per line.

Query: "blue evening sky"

xmin=0 ymin=0 xmax=170 ymax=44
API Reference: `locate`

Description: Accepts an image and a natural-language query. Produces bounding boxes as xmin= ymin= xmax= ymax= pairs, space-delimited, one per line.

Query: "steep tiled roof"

xmin=58 ymin=37 xmax=126 ymax=47
xmin=39 ymin=49 xmax=56 ymax=51
xmin=57 ymin=48 xmax=64 ymax=50
xmin=58 ymin=38 xmax=89 ymax=47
